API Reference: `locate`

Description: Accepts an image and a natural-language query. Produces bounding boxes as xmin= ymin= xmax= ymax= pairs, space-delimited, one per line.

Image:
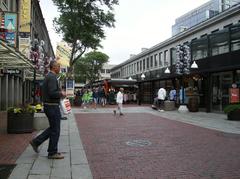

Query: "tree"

xmin=74 ymin=51 xmax=109 ymax=83
xmin=52 ymin=0 xmax=118 ymax=74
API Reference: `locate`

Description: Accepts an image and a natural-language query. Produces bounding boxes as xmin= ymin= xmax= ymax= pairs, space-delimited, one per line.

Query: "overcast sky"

xmin=39 ymin=0 xmax=209 ymax=65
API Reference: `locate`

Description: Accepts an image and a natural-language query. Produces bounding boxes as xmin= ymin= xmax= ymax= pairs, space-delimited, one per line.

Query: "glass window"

xmin=164 ymin=50 xmax=168 ymax=66
xmin=230 ymin=24 xmax=240 ymax=51
xmin=147 ymin=57 xmax=149 ymax=69
xmin=170 ymin=48 xmax=177 ymax=64
xmin=154 ymin=54 xmax=158 ymax=67
xmin=150 ymin=56 xmax=153 ymax=68
xmin=143 ymin=59 xmax=145 ymax=70
xmin=159 ymin=52 xmax=162 ymax=66
xmin=140 ymin=60 xmax=142 ymax=71
xmin=191 ymin=36 xmax=208 ymax=60
xmin=137 ymin=62 xmax=139 ymax=72
xmin=209 ymin=29 xmax=229 ymax=56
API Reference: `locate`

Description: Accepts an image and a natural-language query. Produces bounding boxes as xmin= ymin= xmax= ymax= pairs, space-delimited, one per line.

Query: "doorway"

xmin=212 ymin=72 xmax=233 ymax=111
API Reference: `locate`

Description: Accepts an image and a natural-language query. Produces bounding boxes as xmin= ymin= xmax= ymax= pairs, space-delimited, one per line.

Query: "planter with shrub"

xmin=223 ymin=104 xmax=240 ymax=121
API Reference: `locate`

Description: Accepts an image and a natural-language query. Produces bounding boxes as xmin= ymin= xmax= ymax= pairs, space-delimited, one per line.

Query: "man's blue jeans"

xmin=33 ymin=104 xmax=61 ymax=156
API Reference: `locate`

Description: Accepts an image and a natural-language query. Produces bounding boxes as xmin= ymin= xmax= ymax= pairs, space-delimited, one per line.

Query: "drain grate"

xmin=126 ymin=139 xmax=152 ymax=147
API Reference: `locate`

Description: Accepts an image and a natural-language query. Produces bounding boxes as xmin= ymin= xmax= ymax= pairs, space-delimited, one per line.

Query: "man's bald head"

xmin=50 ymin=60 xmax=61 ymax=74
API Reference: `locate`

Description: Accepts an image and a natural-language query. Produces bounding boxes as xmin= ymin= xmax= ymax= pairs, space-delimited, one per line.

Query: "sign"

xmin=229 ymin=88 xmax=240 ymax=103
xmin=19 ymin=36 xmax=31 ymax=58
xmin=19 ymin=0 xmax=31 ymax=32
xmin=66 ymin=79 xmax=75 ymax=97
xmin=2 ymin=13 xmax=17 ymax=47
xmin=1 ymin=69 xmax=21 ymax=74
xmin=56 ymin=41 xmax=71 ymax=67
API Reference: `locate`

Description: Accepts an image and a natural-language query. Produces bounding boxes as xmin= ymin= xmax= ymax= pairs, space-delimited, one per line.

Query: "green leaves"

xmin=52 ymin=0 xmax=118 ymax=69
xmin=74 ymin=51 xmax=109 ymax=83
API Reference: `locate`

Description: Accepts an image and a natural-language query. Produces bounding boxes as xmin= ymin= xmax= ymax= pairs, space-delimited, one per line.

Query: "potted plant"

xmin=7 ymin=105 xmax=35 ymax=133
xmin=223 ymin=103 xmax=240 ymax=121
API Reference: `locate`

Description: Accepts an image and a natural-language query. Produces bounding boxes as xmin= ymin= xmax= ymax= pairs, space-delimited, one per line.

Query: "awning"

xmin=0 ymin=39 xmax=34 ymax=69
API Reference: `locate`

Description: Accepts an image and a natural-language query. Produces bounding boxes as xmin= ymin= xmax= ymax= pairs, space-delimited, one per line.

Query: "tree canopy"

xmin=74 ymin=51 xmax=109 ymax=83
xmin=52 ymin=0 xmax=118 ymax=73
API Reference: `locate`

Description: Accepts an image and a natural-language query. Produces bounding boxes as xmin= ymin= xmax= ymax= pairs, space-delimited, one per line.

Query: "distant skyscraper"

xmin=172 ymin=0 xmax=240 ymax=36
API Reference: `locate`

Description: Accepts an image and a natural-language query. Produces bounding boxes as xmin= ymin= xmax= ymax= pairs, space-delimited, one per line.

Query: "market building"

xmin=0 ymin=0 xmax=54 ymax=112
xmin=111 ymin=0 xmax=240 ymax=112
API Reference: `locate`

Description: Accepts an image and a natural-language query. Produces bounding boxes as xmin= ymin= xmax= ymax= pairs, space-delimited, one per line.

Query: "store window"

xmin=159 ymin=52 xmax=162 ymax=67
xmin=230 ymin=24 xmax=240 ymax=51
xmin=147 ymin=57 xmax=149 ymax=69
xmin=164 ymin=50 xmax=168 ymax=66
xmin=143 ymin=59 xmax=146 ymax=70
xmin=209 ymin=28 xmax=229 ymax=56
xmin=191 ymin=36 xmax=208 ymax=60
xmin=170 ymin=48 xmax=177 ymax=64
xmin=154 ymin=54 xmax=158 ymax=67
xmin=140 ymin=60 xmax=142 ymax=71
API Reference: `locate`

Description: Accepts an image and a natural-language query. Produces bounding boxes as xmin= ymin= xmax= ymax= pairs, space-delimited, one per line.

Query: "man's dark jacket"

xmin=42 ymin=72 xmax=61 ymax=103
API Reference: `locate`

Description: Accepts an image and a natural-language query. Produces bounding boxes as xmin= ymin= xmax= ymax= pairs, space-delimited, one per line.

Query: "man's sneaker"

xmin=29 ymin=140 xmax=39 ymax=153
xmin=120 ymin=113 xmax=124 ymax=116
xmin=48 ymin=153 xmax=64 ymax=159
xmin=113 ymin=110 xmax=116 ymax=115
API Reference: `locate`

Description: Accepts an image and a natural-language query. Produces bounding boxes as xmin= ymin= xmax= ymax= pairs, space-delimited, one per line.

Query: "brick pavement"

xmin=0 ymin=132 xmax=36 ymax=164
xmin=75 ymin=113 xmax=240 ymax=179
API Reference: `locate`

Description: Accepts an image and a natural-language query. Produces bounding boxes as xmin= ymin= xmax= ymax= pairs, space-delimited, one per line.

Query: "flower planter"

xmin=227 ymin=109 xmax=240 ymax=121
xmin=7 ymin=113 xmax=34 ymax=133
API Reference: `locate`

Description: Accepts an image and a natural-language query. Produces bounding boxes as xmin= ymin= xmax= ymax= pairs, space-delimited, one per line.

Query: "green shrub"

xmin=223 ymin=104 xmax=240 ymax=114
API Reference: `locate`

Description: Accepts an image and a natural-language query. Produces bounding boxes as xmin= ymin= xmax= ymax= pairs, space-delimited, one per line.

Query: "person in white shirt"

xmin=158 ymin=87 xmax=166 ymax=111
xmin=114 ymin=88 xmax=124 ymax=116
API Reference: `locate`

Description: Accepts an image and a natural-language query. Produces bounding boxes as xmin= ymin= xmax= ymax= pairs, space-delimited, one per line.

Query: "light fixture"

xmin=141 ymin=73 xmax=145 ymax=80
xmin=128 ymin=76 xmax=132 ymax=80
xmin=191 ymin=61 xmax=198 ymax=69
xmin=164 ymin=67 xmax=170 ymax=74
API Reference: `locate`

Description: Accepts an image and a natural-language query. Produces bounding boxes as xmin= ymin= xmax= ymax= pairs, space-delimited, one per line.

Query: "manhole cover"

xmin=126 ymin=139 xmax=152 ymax=147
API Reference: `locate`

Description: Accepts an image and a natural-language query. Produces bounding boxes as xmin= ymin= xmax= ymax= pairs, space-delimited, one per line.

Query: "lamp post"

xmin=165 ymin=44 xmax=198 ymax=112
xmin=30 ymin=34 xmax=45 ymax=104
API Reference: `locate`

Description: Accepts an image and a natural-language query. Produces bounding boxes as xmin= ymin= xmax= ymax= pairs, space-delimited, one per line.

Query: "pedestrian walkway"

xmin=8 ymin=106 xmax=240 ymax=179
xmin=8 ymin=112 xmax=92 ymax=179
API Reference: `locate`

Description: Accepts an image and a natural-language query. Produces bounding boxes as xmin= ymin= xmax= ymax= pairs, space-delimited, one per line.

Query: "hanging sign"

xmin=229 ymin=88 xmax=239 ymax=103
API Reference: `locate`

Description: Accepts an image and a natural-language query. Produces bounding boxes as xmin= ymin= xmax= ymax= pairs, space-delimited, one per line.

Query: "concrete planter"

xmin=227 ymin=109 xmax=240 ymax=120
xmin=0 ymin=111 xmax=7 ymax=134
xmin=7 ymin=112 xmax=34 ymax=133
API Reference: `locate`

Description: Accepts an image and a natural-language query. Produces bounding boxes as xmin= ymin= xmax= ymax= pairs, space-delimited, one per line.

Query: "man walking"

xmin=114 ymin=88 xmax=124 ymax=116
xmin=158 ymin=87 xmax=166 ymax=111
xmin=30 ymin=61 xmax=66 ymax=159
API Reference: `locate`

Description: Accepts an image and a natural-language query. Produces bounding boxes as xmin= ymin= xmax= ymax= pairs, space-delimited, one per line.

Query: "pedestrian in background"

xmin=114 ymin=88 xmax=124 ymax=116
xmin=158 ymin=87 xmax=166 ymax=111
xmin=30 ymin=61 xmax=66 ymax=159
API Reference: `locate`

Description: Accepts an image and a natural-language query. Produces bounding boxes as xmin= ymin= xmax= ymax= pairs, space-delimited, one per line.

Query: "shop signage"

xmin=19 ymin=0 xmax=31 ymax=33
xmin=19 ymin=36 xmax=31 ymax=58
xmin=1 ymin=69 xmax=21 ymax=74
xmin=66 ymin=79 xmax=75 ymax=97
xmin=229 ymin=88 xmax=240 ymax=103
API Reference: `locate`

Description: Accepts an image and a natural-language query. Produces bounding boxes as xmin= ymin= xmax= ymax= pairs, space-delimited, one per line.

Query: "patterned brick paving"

xmin=0 ymin=132 xmax=36 ymax=164
xmin=75 ymin=113 xmax=240 ymax=179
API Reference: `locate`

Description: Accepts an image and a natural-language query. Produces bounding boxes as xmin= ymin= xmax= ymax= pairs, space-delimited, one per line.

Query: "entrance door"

xmin=212 ymin=72 xmax=233 ymax=111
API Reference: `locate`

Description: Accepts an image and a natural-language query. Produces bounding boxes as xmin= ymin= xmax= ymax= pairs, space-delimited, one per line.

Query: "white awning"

xmin=0 ymin=39 xmax=34 ymax=69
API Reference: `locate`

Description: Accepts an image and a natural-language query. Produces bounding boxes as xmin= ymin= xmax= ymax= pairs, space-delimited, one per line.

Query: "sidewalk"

xmin=8 ymin=112 xmax=92 ymax=179
xmin=8 ymin=106 xmax=240 ymax=179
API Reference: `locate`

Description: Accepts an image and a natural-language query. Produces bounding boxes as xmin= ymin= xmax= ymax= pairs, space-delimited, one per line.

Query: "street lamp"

xmin=128 ymin=76 xmax=133 ymax=80
xmin=165 ymin=44 xmax=198 ymax=112
xmin=141 ymin=73 xmax=145 ymax=80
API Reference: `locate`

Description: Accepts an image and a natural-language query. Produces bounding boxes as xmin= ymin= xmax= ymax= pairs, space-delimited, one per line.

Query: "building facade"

xmin=0 ymin=0 xmax=55 ymax=111
xmin=172 ymin=0 xmax=240 ymax=36
xmin=111 ymin=2 xmax=240 ymax=112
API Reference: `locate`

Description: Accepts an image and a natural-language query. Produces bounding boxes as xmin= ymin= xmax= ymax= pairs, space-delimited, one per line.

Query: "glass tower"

xmin=172 ymin=0 xmax=240 ymax=36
